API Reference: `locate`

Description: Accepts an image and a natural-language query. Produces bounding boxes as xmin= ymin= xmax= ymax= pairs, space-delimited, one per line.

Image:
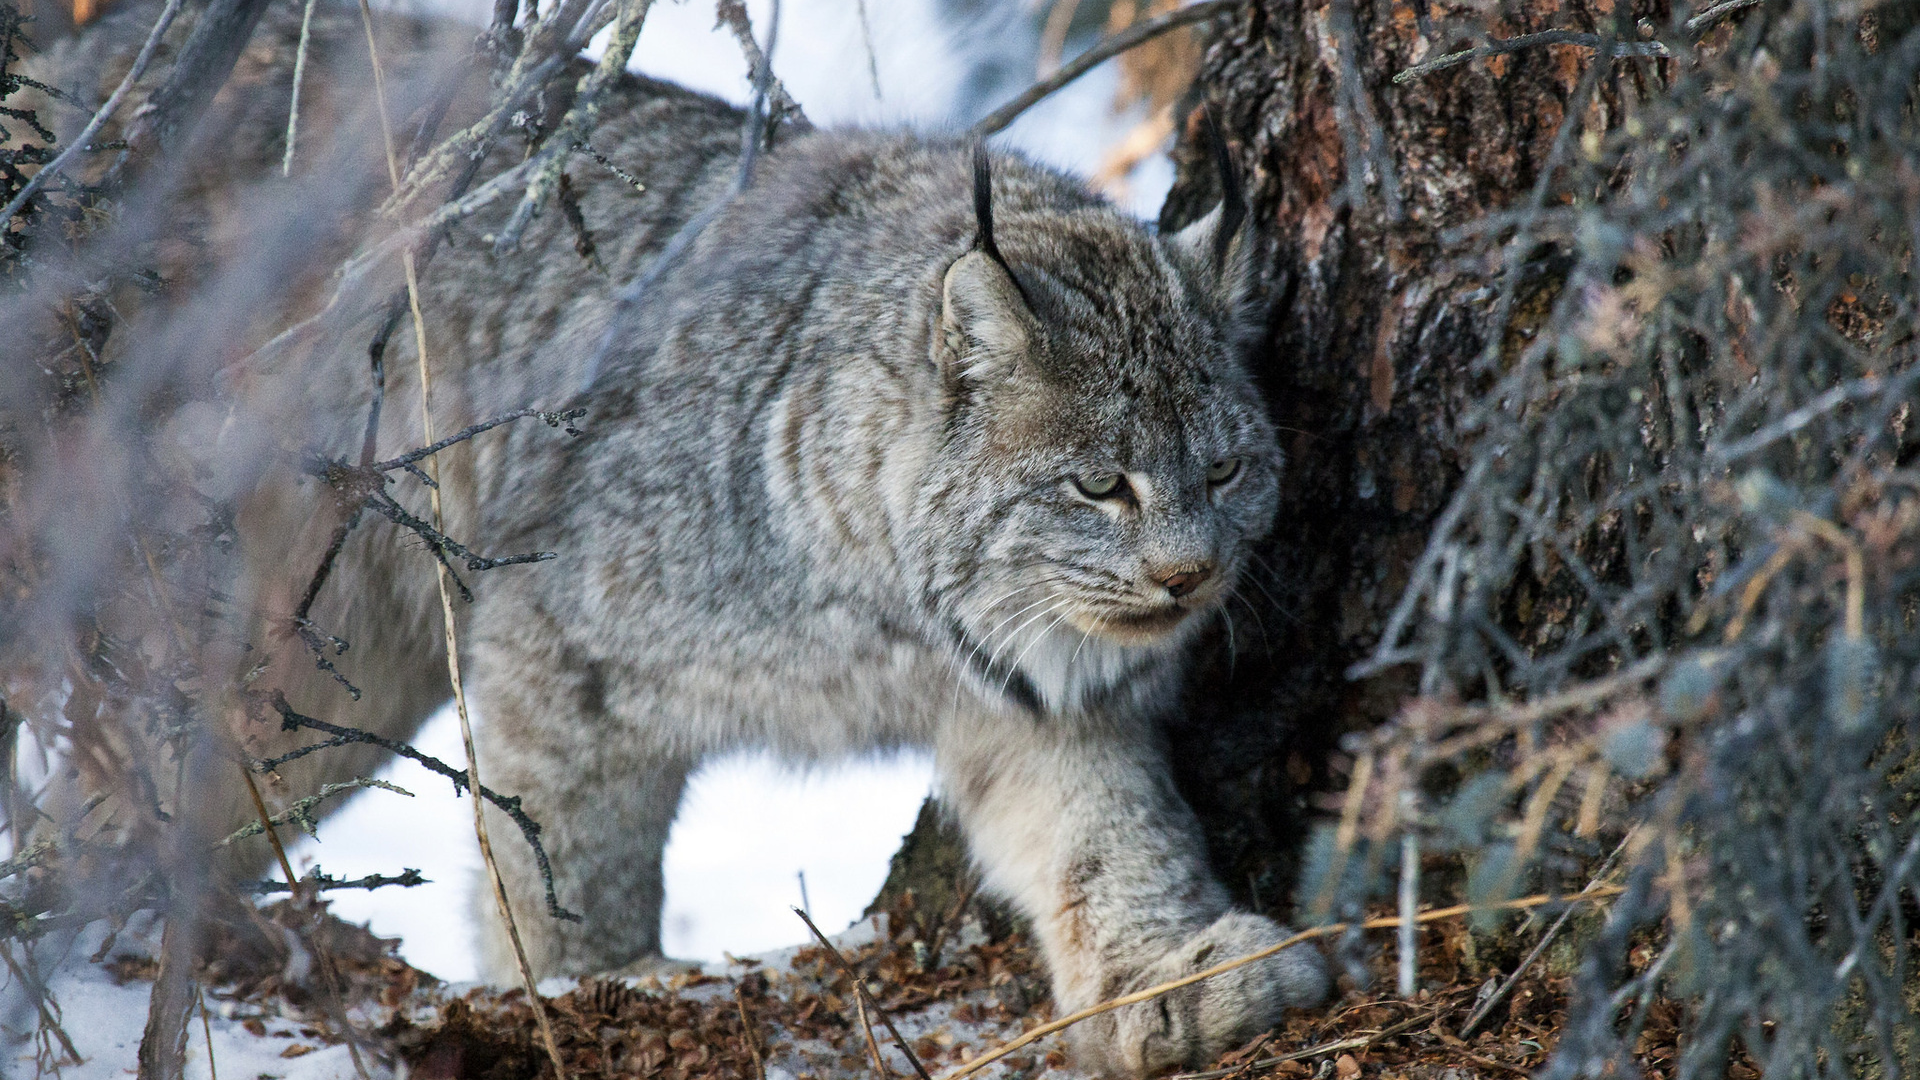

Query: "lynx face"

xmin=929 ymin=207 xmax=1278 ymax=710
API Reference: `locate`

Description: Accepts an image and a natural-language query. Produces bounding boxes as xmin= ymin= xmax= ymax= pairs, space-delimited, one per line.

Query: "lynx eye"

xmin=1207 ymin=457 xmax=1243 ymax=484
xmin=1073 ymin=473 xmax=1127 ymax=499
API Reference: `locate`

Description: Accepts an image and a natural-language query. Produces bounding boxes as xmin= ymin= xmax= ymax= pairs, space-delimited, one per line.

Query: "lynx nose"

xmin=1156 ymin=566 xmax=1213 ymax=599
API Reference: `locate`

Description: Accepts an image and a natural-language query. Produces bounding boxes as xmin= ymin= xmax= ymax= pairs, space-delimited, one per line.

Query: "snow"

xmin=8 ymin=920 xmax=368 ymax=1080
xmin=284 ymin=712 xmax=935 ymax=981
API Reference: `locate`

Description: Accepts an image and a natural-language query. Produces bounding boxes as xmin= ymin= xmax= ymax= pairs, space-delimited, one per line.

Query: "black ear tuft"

xmin=971 ymin=142 xmax=1030 ymax=304
xmin=1199 ymin=105 xmax=1245 ymax=272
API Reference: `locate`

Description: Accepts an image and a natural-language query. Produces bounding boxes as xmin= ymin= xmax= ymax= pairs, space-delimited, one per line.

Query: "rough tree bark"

xmin=1161 ymin=0 xmax=1608 ymax=914
xmin=880 ymin=0 xmax=1610 ymax=925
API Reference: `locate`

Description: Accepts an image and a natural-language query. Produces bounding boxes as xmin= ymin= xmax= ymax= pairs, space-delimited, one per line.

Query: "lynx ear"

xmin=938 ymin=249 xmax=1035 ymax=381
xmin=1167 ymin=107 xmax=1256 ymax=307
xmin=936 ymin=145 xmax=1037 ymax=381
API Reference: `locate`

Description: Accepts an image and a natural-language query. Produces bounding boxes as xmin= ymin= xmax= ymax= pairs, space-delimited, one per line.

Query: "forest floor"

xmin=15 ymin=887 xmax=1711 ymax=1080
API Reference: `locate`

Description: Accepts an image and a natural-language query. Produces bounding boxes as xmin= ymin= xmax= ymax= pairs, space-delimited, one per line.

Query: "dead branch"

xmin=1392 ymin=28 xmax=1667 ymax=85
xmin=257 ymin=691 xmax=581 ymax=921
xmin=113 ymin=0 xmax=274 ymax=175
xmin=0 ymin=0 xmax=183 ymax=222
xmin=969 ymin=0 xmax=1237 ymax=138
xmin=245 ymin=868 xmax=428 ymax=894
xmin=795 ymin=906 xmax=934 ymax=1080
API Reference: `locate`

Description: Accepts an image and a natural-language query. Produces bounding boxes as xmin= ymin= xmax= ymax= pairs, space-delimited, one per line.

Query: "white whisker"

xmin=1229 ymin=590 xmax=1274 ymax=657
xmin=1242 ymin=555 xmax=1306 ymax=629
xmin=1001 ymin=604 xmax=1075 ymax=702
xmin=985 ymin=599 xmax=1067 ymax=676
xmin=1220 ymin=605 xmax=1237 ymax=681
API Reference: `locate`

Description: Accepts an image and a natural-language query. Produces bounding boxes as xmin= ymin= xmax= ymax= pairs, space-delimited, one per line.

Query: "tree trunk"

xmin=880 ymin=0 xmax=1606 ymax=923
xmin=1161 ymin=0 xmax=1606 ymax=915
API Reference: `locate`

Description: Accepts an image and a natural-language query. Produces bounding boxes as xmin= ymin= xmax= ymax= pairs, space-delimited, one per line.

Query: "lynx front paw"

xmin=1071 ymin=912 xmax=1329 ymax=1076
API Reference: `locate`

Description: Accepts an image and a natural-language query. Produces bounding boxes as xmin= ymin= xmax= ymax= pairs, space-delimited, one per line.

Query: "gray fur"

xmin=32 ymin=4 xmax=1327 ymax=1071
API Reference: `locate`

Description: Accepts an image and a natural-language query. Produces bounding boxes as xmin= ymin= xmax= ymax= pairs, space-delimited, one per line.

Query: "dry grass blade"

xmin=937 ymin=884 xmax=1627 ymax=1080
xmin=852 ymin=976 xmax=895 ymax=1077
xmin=794 ymin=906 xmax=933 ymax=1080
xmin=735 ymin=981 xmax=766 ymax=1080
xmin=1460 ymin=838 xmax=1630 ymax=1038
xmin=282 ymin=0 xmax=320 ymax=175
xmin=351 ymin=3 xmax=569 ymax=1076
xmin=197 ymin=985 xmax=219 ymax=1080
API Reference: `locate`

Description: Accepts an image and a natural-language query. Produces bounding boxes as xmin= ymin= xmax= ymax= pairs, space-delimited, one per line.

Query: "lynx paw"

xmin=1072 ymin=912 xmax=1329 ymax=1076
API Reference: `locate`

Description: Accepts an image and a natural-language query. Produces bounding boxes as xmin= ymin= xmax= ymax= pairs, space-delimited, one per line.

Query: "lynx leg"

xmin=465 ymin=609 xmax=693 ymax=981
xmin=938 ymin=709 xmax=1327 ymax=1075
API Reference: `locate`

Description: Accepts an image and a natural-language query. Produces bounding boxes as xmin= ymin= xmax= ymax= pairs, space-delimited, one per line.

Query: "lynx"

xmin=25 ymin=2 xmax=1327 ymax=1071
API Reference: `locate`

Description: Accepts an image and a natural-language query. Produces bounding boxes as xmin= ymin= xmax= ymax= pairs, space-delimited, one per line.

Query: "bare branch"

xmin=969 ymin=0 xmax=1237 ymax=139
xmin=1392 ymin=29 xmax=1669 ymax=85
xmin=0 ymin=0 xmax=184 ymax=223
xmin=258 ymin=692 xmax=582 ymax=922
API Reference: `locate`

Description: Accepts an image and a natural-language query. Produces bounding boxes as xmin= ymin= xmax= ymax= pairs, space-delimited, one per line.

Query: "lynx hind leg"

xmin=938 ymin=711 xmax=1327 ymax=1076
xmin=465 ymin=608 xmax=693 ymax=982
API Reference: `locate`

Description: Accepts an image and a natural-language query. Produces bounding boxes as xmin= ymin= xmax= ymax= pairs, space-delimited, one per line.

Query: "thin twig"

xmin=197 ymin=985 xmax=218 ymax=1080
xmin=969 ymin=0 xmax=1236 ymax=138
xmin=1459 ymin=839 xmax=1629 ymax=1037
xmin=1392 ymin=28 xmax=1668 ymax=85
xmin=853 ymin=0 xmax=881 ymax=99
xmin=491 ymin=0 xmax=657 ymax=252
xmin=111 ymin=0 xmax=276 ymax=178
xmin=1708 ymin=374 xmax=1890 ymax=463
xmin=852 ymin=977 xmax=895 ymax=1078
xmin=715 ymin=0 xmax=808 ymax=136
xmin=281 ymin=0 xmax=321 ymax=175
xmin=1683 ymin=0 xmax=1761 ymax=33
xmin=937 ymin=884 xmax=1627 ymax=1080
xmin=245 ymin=868 xmax=428 ymax=894
xmin=735 ymin=981 xmax=766 ymax=1080
xmin=795 ymin=907 xmax=934 ymax=1080
xmin=1329 ymin=0 xmax=1401 ymax=219
xmin=580 ymin=0 xmax=780 ymax=392
xmin=219 ymin=777 xmax=412 ymax=847
xmin=0 ymin=0 xmax=185 ymax=222
xmin=241 ymin=768 xmax=374 ymax=1080
xmin=1167 ymin=1012 xmax=1434 ymax=1080
xmin=370 ymin=407 xmax=583 ymax=471
xmin=0 ymin=941 xmax=81 ymax=1064
xmin=241 ymin=767 xmax=299 ymax=887
xmin=1370 ymin=654 xmax=1669 ymax=751
xmin=255 ymin=694 xmax=577 ymax=921
xmin=1396 ymin=831 xmax=1419 ymax=998
xmin=382 ymin=0 xmax=596 ymax=212
xmin=572 ymin=140 xmax=647 ymax=193
xmin=354 ymin=4 xmax=567 ymax=1071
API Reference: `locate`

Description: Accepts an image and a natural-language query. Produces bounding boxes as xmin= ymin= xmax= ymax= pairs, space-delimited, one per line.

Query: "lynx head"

xmin=927 ymin=143 xmax=1279 ymax=713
